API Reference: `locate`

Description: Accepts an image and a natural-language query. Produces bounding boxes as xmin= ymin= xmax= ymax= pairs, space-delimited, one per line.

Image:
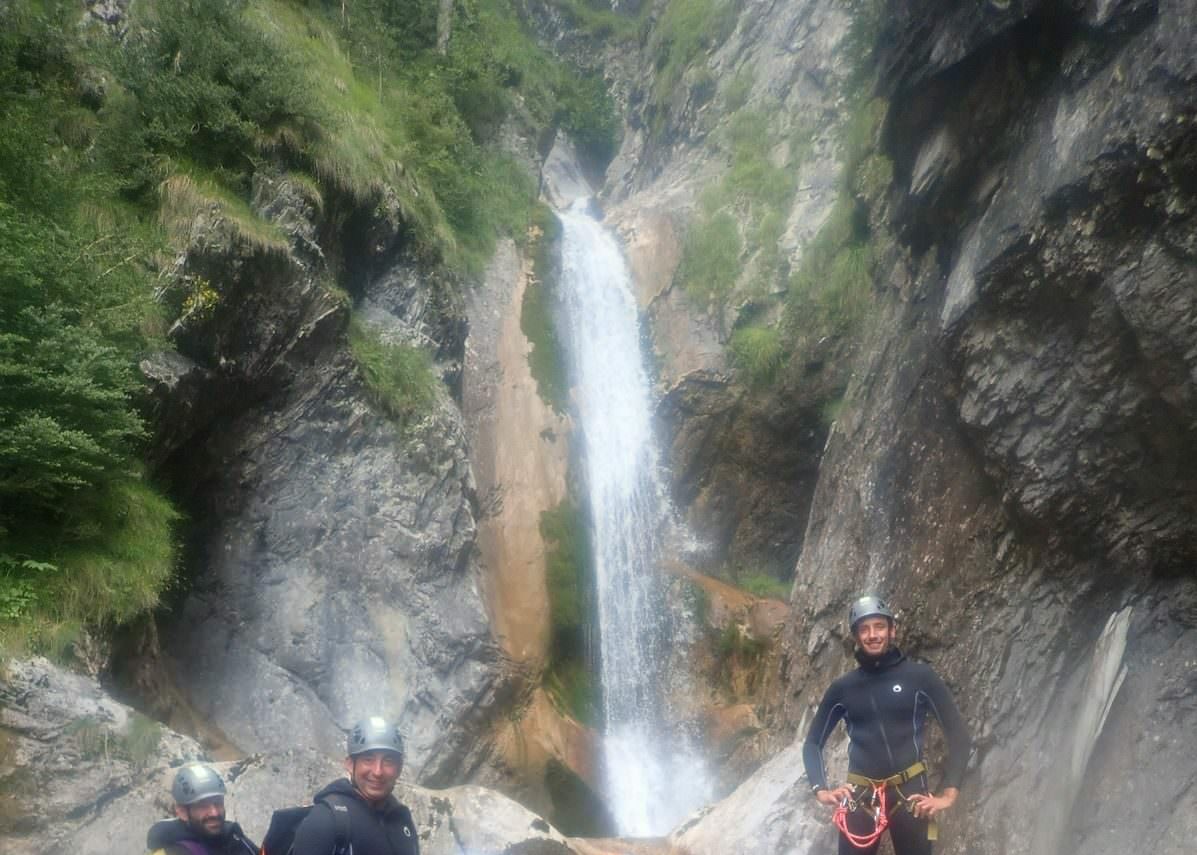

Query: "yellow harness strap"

xmin=845 ymin=760 xmax=927 ymax=788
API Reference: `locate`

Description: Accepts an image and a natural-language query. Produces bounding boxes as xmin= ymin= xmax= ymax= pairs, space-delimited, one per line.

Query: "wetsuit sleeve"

xmin=922 ymin=668 xmax=971 ymax=789
xmin=802 ymin=682 xmax=846 ymax=791
xmin=291 ymin=804 xmax=337 ymax=855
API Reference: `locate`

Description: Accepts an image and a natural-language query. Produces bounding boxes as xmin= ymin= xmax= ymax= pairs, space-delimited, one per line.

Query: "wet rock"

xmin=668 ymin=740 xmax=828 ymax=854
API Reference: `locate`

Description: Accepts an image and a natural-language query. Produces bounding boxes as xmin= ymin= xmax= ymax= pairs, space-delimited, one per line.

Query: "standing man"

xmin=291 ymin=716 xmax=419 ymax=855
xmin=146 ymin=763 xmax=257 ymax=855
xmin=803 ymin=595 xmax=971 ymax=855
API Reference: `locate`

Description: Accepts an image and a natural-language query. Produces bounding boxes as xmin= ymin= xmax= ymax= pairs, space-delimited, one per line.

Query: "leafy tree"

xmin=1 ymin=3 xmax=175 ymax=638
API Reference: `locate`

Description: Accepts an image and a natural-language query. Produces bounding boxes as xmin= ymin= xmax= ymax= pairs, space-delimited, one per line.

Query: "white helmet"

xmin=347 ymin=716 xmax=405 ymax=758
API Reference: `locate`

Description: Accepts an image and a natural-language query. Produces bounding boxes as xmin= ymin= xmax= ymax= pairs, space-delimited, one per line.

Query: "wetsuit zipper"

xmin=869 ymin=688 xmax=898 ymax=772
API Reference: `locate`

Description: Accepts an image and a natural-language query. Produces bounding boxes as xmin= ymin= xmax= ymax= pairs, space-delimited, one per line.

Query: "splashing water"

xmin=556 ymin=199 xmax=712 ymax=835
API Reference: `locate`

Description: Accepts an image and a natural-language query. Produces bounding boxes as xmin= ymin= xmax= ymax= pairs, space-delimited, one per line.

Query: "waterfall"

xmin=557 ymin=198 xmax=712 ymax=835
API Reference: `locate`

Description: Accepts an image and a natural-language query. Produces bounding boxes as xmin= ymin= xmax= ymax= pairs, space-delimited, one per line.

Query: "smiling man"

xmin=291 ymin=716 xmax=419 ymax=855
xmin=803 ymin=595 xmax=971 ymax=855
xmin=146 ymin=763 xmax=256 ymax=855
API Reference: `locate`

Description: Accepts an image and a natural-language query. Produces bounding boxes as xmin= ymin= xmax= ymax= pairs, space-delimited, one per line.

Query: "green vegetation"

xmin=1 ymin=4 xmax=178 ymax=650
xmin=520 ymin=210 xmax=571 ymax=414
xmin=650 ymin=0 xmax=740 ymax=115
xmin=723 ymin=68 xmax=755 ymax=112
xmin=684 ymin=577 xmax=711 ymax=627
xmin=667 ymin=0 xmax=893 ymax=386
xmin=676 ymin=211 xmax=743 ymax=302
xmin=66 ymin=711 xmax=163 ymax=767
xmin=782 ymin=0 xmax=890 ymax=341
xmin=736 ymin=571 xmax=790 ymax=600
xmin=540 ymin=499 xmax=597 ymax=724
xmin=674 ymin=108 xmax=803 ymax=307
xmin=549 ymin=0 xmax=646 ymax=42
xmin=347 ymin=316 xmax=437 ymax=430
xmin=784 ymin=97 xmax=888 ymax=340
xmin=729 ymin=325 xmax=784 ymax=387
xmin=3 ymin=0 xmax=622 ymax=645
xmin=714 ymin=621 xmax=765 ymax=661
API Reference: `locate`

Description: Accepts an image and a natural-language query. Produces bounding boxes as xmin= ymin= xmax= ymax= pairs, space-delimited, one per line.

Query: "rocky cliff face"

xmin=599 ymin=0 xmax=1197 ymax=851
xmin=136 ymin=171 xmax=510 ymax=785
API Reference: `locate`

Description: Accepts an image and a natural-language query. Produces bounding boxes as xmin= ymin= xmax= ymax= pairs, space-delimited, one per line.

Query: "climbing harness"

xmin=834 ymin=761 xmax=939 ymax=848
xmin=833 ymin=780 xmax=889 ymax=849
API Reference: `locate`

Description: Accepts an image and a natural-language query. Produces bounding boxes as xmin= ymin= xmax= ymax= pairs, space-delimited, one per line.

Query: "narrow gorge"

xmin=2 ymin=0 xmax=1196 ymax=854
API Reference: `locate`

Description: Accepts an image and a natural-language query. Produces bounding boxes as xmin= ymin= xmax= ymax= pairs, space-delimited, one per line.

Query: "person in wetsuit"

xmin=803 ymin=595 xmax=971 ymax=855
xmin=146 ymin=763 xmax=257 ymax=855
xmin=291 ymin=716 xmax=419 ymax=855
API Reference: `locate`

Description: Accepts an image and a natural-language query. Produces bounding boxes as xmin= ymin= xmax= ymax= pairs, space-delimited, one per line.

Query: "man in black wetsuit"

xmin=146 ymin=763 xmax=257 ymax=855
xmin=803 ymin=595 xmax=971 ymax=855
xmin=291 ymin=716 xmax=419 ymax=855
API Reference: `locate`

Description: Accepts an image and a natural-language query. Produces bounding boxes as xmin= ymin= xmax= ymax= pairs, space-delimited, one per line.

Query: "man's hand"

xmin=907 ymin=787 xmax=958 ymax=819
xmin=814 ymin=785 xmax=854 ymax=808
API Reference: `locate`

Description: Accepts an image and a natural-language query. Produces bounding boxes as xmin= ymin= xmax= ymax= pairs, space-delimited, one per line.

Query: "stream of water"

xmin=556 ymin=199 xmax=712 ymax=836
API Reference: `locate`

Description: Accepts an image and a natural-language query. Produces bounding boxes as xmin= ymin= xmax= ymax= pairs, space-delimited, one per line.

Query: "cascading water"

xmin=556 ymin=198 xmax=712 ymax=835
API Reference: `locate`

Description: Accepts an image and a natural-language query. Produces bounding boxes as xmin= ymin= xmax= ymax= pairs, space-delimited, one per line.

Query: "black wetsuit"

xmin=291 ymin=778 xmax=419 ymax=855
xmin=145 ymin=818 xmax=256 ymax=855
xmin=802 ymin=646 xmax=971 ymax=855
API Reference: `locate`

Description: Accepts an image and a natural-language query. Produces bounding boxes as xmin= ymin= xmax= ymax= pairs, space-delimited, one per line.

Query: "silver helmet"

xmin=848 ymin=595 xmax=894 ymax=631
xmin=171 ymin=763 xmax=226 ymax=805
xmin=347 ymin=716 xmax=405 ymax=758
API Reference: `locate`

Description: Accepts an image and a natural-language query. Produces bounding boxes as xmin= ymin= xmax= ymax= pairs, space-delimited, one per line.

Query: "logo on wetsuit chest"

xmin=404 ymin=826 xmax=412 ymax=837
xmin=892 ymin=684 xmax=902 ymax=693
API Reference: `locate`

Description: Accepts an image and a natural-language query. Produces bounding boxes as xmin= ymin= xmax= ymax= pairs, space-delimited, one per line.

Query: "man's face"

xmin=346 ymin=750 xmax=403 ymax=803
xmin=855 ymin=615 xmax=896 ymax=657
xmin=174 ymin=796 xmax=225 ymax=838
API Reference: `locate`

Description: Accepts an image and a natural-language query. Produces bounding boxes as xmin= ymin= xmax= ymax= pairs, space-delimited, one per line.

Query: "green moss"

xmin=521 ymin=210 xmax=570 ymax=415
xmin=820 ymin=393 xmax=845 ymax=427
xmin=545 ymin=757 xmax=615 ymax=837
xmin=347 ymin=315 xmax=437 ymax=430
xmin=540 ymin=500 xmax=597 ymax=724
xmin=714 ymin=622 xmax=765 ymax=661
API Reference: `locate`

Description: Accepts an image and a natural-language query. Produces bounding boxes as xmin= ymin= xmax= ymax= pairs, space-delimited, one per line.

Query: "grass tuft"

xmin=158 ymin=172 xmax=290 ymax=256
xmin=347 ymin=315 xmax=437 ymax=430
xmin=729 ymin=325 xmax=784 ymax=386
